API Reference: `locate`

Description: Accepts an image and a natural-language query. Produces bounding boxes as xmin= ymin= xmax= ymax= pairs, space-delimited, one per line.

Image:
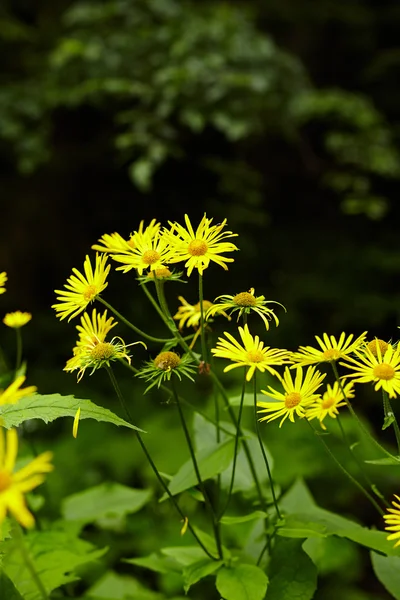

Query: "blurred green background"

xmin=1 ymin=1 xmax=400 ymax=598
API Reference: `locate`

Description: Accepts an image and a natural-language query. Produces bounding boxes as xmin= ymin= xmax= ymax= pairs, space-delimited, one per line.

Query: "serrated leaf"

xmin=216 ymin=564 xmax=268 ymax=600
xmin=183 ymin=558 xmax=223 ymax=593
xmin=160 ymin=439 xmax=234 ymax=501
xmin=0 ymin=570 xmax=24 ymax=600
xmin=221 ymin=511 xmax=267 ymax=526
xmin=62 ymin=483 xmax=151 ymax=525
xmin=0 ymin=394 xmax=143 ymax=431
xmin=266 ymin=538 xmax=317 ymax=600
xmin=371 ymin=551 xmax=400 ymax=600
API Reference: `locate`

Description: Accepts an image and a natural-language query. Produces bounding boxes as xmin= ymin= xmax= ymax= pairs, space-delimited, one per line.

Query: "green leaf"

xmin=183 ymin=558 xmax=223 ymax=593
xmin=3 ymin=522 xmax=107 ymax=599
xmin=85 ymin=570 xmax=185 ymax=599
xmin=277 ymin=517 xmax=327 ymax=539
xmin=221 ymin=511 xmax=267 ymax=526
xmin=0 ymin=570 xmax=24 ymax=600
xmin=340 ymin=528 xmax=398 ymax=555
xmin=371 ymin=551 xmax=400 ymax=600
xmin=365 ymin=456 xmax=400 ymax=465
xmin=228 ymin=393 xmax=267 ymax=407
xmin=123 ymin=553 xmax=181 ymax=575
xmin=216 ymin=564 xmax=268 ymax=600
xmin=266 ymin=538 xmax=317 ymax=600
xmin=161 ymin=546 xmax=207 ymax=566
xmin=160 ymin=439 xmax=235 ymax=500
xmin=62 ymin=483 xmax=151 ymax=525
xmin=383 ymin=414 xmax=395 ymax=430
xmin=0 ymin=394 xmax=143 ymax=432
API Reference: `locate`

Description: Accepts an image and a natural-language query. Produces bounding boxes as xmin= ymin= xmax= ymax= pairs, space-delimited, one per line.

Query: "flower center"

xmin=154 ymin=351 xmax=181 ymax=371
xmin=233 ymin=292 xmax=257 ymax=307
xmin=0 ymin=470 xmax=12 ymax=492
xmin=142 ymin=250 xmax=161 ymax=265
xmin=285 ymin=392 xmax=302 ymax=409
xmin=246 ymin=350 xmax=264 ymax=363
xmin=90 ymin=342 xmax=115 ymax=360
xmin=373 ymin=363 xmax=395 ymax=380
xmin=321 ymin=397 xmax=335 ymax=409
xmin=187 ymin=239 xmax=208 ymax=256
xmin=322 ymin=349 xmax=341 ymax=361
xmin=194 ymin=300 xmax=213 ymax=312
xmin=148 ymin=268 xmax=172 ymax=279
xmin=83 ymin=285 xmax=97 ymax=301
xmin=127 ymin=238 xmax=136 ymax=248
xmin=367 ymin=339 xmax=389 ymax=357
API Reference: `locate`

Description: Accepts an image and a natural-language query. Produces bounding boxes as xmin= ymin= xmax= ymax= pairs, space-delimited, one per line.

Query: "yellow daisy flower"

xmin=384 ymin=494 xmax=400 ymax=548
xmin=0 ymin=272 xmax=7 ymax=295
xmin=291 ymin=331 xmax=367 ymax=366
xmin=306 ymin=381 xmax=355 ymax=430
xmin=340 ymin=344 xmax=400 ymax=399
xmin=206 ymin=288 xmax=283 ymax=330
xmin=257 ymin=366 xmax=326 ymax=427
xmin=52 ymin=254 xmax=110 ymax=321
xmin=3 ymin=311 xmax=32 ymax=328
xmin=0 ymin=427 xmax=53 ymax=528
xmin=174 ymin=296 xmax=229 ymax=330
xmin=164 ymin=214 xmax=238 ymax=276
xmin=0 ymin=376 xmax=37 ymax=406
xmin=92 ymin=231 xmax=136 ymax=254
xmin=211 ymin=324 xmax=289 ymax=382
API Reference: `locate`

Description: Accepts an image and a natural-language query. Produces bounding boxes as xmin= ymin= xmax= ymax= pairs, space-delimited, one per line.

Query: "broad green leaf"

xmin=183 ymin=558 xmax=223 ymax=593
xmin=161 ymin=546 xmax=207 ymax=566
xmin=221 ymin=511 xmax=267 ymax=526
xmin=3 ymin=522 xmax=107 ymax=599
xmin=160 ymin=439 xmax=235 ymax=500
xmin=339 ymin=528 xmax=397 ymax=555
xmin=0 ymin=570 xmax=24 ymax=600
xmin=371 ymin=551 xmax=400 ymax=600
xmin=216 ymin=564 xmax=268 ymax=600
xmin=0 ymin=394 xmax=143 ymax=431
xmin=85 ymin=570 xmax=183 ymax=600
xmin=266 ymin=538 xmax=317 ymax=600
xmin=123 ymin=553 xmax=181 ymax=575
xmin=303 ymin=536 xmax=361 ymax=578
xmin=277 ymin=517 xmax=327 ymax=539
xmin=62 ymin=483 xmax=151 ymax=525
xmin=0 ymin=519 xmax=11 ymax=543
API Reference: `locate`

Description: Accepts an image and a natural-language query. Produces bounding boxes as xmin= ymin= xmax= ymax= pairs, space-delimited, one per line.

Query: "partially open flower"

xmin=137 ymin=351 xmax=196 ymax=391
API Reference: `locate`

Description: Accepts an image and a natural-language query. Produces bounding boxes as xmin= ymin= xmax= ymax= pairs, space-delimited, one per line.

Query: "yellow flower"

xmin=0 ymin=376 xmax=37 ymax=406
xmin=0 ymin=427 xmax=53 ymax=528
xmin=258 ymin=366 xmax=326 ymax=427
xmin=3 ymin=311 xmax=32 ymax=328
xmin=306 ymin=381 xmax=354 ymax=430
xmin=91 ymin=231 xmax=135 ymax=254
xmin=52 ymin=254 xmax=110 ymax=321
xmin=173 ymin=296 xmax=229 ymax=330
xmin=291 ymin=332 xmax=367 ymax=366
xmin=164 ymin=214 xmax=239 ymax=276
xmin=206 ymin=288 xmax=283 ymax=330
xmin=0 ymin=272 xmax=7 ymax=295
xmin=384 ymin=495 xmax=400 ymax=548
xmin=340 ymin=344 xmax=400 ymax=399
xmin=211 ymin=324 xmax=289 ymax=382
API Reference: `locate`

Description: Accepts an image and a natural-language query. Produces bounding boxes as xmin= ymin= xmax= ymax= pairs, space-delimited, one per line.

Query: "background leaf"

xmin=371 ymin=551 xmax=400 ymax=600
xmin=265 ymin=538 xmax=317 ymax=600
xmin=216 ymin=564 xmax=268 ymax=600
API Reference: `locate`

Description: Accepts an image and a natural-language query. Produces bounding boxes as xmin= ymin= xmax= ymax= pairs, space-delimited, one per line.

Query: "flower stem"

xmin=198 ymin=273 xmax=208 ymax=363
xmin=171 ymin=379 xmax=223 ymax=559
xmin=141 ymin=282 xmax=171 ymax=327
xmin=15 ymin=328 xmax=22 ymax=374
xmin=331 ymin=362 xmax=397 ymax=460
xmin=306 ymin=419 xmax=385 ymax=516
xmin=98 ymin=296 xmax=173 ymax=344
xmin=253 ymin=374 xmax=281 ymax=519
xmin=382 ymin=390 xmax=400 ymax=454
xmin=219 ymin=369 xmax=247 ymax=518
xmin=105 ymin=366 xmax=218 ymax=560
xmin=13 ymin=521 xmax=48 ymax=600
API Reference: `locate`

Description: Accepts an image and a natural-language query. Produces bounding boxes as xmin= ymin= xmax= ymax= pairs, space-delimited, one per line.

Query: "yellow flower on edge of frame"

xmin=0 ymin=272 xmax=7 ymax=295
xmin=211 ymin=323 xmax=290 ymax=382
xmin=206 ymin=288 xmax=283 ymax=331
xmin=164 ymin=214 xmax=239 ymax=277
xmin=0 ymin=376 xmax=37 ymax=406
xmin=173 ymin=296 xmax=230 ymax=330
xmin=0 ymin=427 xmax=53 ymax=528
xmin=306 ymin=381 xmax=355 ymax=430
xmin=340 ymin=343 xmax=400 ymax=399
xmin=52 ymin=253 xmax=110 ymax=322
xmin=384 ymin=494 xmax=400 ymax=548
xmin=291 ymin=331 xmax=368 ymax=367
xmin=257 ymin=366 xmax=326 ymax=427
xmin=3 ymin=311 xmax=32 ymax=328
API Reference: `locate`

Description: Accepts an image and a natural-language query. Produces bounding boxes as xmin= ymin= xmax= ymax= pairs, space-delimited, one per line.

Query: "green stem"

xmin=105 ymin=366 xmax=218 ymax=560
xmin=141 ymin=282 xmax=171 ymax=327
xmin=171 ymin=380 xmax=223 ymax=559
xmin=98 ymin=296 xmax=173 ymax=344
xmin=13 ymin=522 xmax=48 ymax=600
xmin=306 ymin=419 xmax=385 ymax=516
xmin=219 ymin=369 xmax=247 ymax=518
xmin=253 ymin=374 xmax=281 ymax=519
xmin=15 ymin=328 xmax=22 ymax=373
xmin=382 ymin=390 xmax=400 ymax=455
xmin=331 ymin=362 xmax=397 ymax=460
xmin=198 ymin=272 xmax=208 ymax=362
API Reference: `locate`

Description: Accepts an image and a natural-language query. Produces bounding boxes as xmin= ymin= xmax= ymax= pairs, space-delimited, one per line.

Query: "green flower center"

xmin=322 ymin=349 xmax=341 ymax=361
xmin=233 ymin=292 xmax=257 ymax=307
xmin=154 ymin=351 xmax=181 ymax=371
xmin=148 ymin=268 xmax=172 ymax=279
xmin=90 ymin=342 xmax=115 ymax=360
xmin=373 ymin=363 xmax=395 ymax=380
xmin=285 ymin=392 xmax=301 ymax=409
xmin=142 ymin=250 xmax=161 ymax=265
xmin=0 ymin=470 xmax=12 ymax=492
xmin=246 ymin=350 xmax=264 ymax=363
xmin=83 ymin=285 xmax=97 ymax=301
xmin=188 ymin=239 xmax=208 ymax=256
